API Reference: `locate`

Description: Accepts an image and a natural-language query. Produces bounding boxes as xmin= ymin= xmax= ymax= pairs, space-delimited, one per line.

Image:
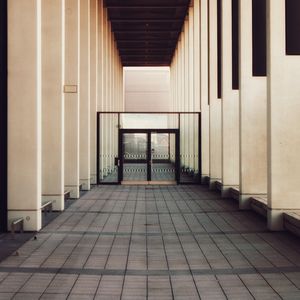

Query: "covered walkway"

xmin=1 ymin=0 xmax=300 ymax=298
xmin=0 ymin=185 xmax=299 ymax=299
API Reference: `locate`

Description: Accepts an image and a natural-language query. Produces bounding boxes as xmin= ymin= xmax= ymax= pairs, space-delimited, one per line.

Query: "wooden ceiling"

xmin=104 ymin=0 xmax=190 ymax=66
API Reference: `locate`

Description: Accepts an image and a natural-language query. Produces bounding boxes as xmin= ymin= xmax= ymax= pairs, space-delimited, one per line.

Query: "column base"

xmin=42 ymin=194 xmax=64 ymax=211
xmin=201 ymin=175 xmax=210 ymax=185
xmin=8 ymin=210 xmax=42 ymax=232
xmin=65 ymin=185 xmax=80 ymax=199
xmin=209 ymin=178 xmax=221 ymax=190
xmin=90 ymin=173 xmax=97 ymax=185
xmin=267 ymin=209 xmax=285 ymax=231
xmin=239 ymin=193 xmax=267 ymax=210
xmin=80 ymin=179 xmax=91 ymax=191
xmin=221 ymin=185 xmax=239 ymax=198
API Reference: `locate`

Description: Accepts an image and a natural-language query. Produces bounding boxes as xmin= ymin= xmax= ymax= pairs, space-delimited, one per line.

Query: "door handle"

xmin=115 ymin=157 xmax=120 ymax=167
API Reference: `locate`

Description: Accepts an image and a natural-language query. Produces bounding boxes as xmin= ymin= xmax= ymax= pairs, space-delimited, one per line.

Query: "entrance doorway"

xmin=97 ymin=112 xmax=201 ymax=185
xmin=119 ymin=129 xmax=179 ymax=184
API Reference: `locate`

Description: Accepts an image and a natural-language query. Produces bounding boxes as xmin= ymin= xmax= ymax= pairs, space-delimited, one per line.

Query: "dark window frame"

xmin=232 ymin=0 xmax=239 ymax=89
xmin=0 ymin=0 xmax=8 ymax=232
xmin=286 ymin=0 xmax=300 ymax=55
xmin=217 ymin=0 xmax=222 ymax=98
xmin=252 ymin=0 xmax=267 ymax=77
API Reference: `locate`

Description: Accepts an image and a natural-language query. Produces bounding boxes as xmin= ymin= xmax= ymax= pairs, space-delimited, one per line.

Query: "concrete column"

xmin=221 ymin=0 xmax=239 ymax=197
xmin=108 ymin=23 xmax=113 ymax=171
xmin=188 ymin=7 xmax=194 ymax=171
xmin=179 ymin=31 xmax=185 ymax=168
xmin=200 ymin=0 xmax=210 ymax=182
xmin=183 ymin=20 xmax=189 ymax=168
xmin=79 ymin=0 xmax=91 ymax=190
xmin=208 ymin=0 xmax=222 ymax=188
xmin=90 ymin=0 xmax=97 ymax=185
xmin=97 ymin=0 xmax=103 ymax=113
xmin=267 ymin=0 xmax=300 ymax=230
xmin=103 ymin=8 xmax=108 ymax=177
xmin=97 ymin=0 xmax=104 ymax=180
xmin=65 ymin=0 xmax=80 ymax=199
xmin=239 ymin=0 xmax=267 ymax=208
xmin=41 ymin=0 xmax=65 ymax=211
xmin=8 ymin=0 xmax=42 ymax=230
xmin=193 ymin=0 xmax=200 ymax=175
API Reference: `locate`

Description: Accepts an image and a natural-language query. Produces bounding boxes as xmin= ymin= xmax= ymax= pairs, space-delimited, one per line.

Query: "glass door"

xmin=151 ymin=133 xmax=177 ymax=183
xmin=121 ymin=133 xmax=148 ymax=183
xmin=120 ymin=130 xmax=179 ymax=184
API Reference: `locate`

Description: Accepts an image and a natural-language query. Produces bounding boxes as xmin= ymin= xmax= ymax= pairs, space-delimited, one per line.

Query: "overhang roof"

xmin=104 ymin=0 xmax=190 ymax=66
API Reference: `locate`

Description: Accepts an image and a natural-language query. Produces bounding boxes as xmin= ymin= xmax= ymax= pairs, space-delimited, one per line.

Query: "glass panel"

xmin=99 ymin=114 xmax=119 ymax=183
xmin=151 ymin=133 xmax=176 ymax=182
xmin=121 ymin=114 xmax=179 ymax=129
xmin=123 ymin=133 xmax=148 ymax=181
xmin=180 ymin=114 xmax=200 ymax=183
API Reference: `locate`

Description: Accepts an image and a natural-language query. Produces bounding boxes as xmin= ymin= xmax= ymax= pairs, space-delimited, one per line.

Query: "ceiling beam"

xmin=113 ymin=30 xmax=179 ymax=33
xmin=104 ymin=0 xmax=190 ymax=7
xmin=107 ymin=6 xmax=187 ymax=8
xmin=119 ymin=48 xmax=173 ymax=51
xmin=121 ymin=56 xmax=171 ymax=61
xmin=123 ymin=62 xmax=170 ymax=64
xmin=106 ymin=0 xmax=189 ymax=66
xmin=116 ymin=39 xmax=177 ymax=42
xmin=109 ymin=19 xmax=183 ymax=22
xmin=120 ymin=54 xmax=172 ymax=57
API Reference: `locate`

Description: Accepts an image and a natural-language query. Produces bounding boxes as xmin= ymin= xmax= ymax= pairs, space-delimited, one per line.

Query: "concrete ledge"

xmin=201 ymin=176 xmax=210 ymax=185
xmin=215 ymin=180 xmax=222 ymax=192
xmin=250 ymin=197 xmax=268 ymax=218
xmin=229 ymin=187 xmax=240 ymax=201
xmin=284 ymin=212 xmax=300 ymax=237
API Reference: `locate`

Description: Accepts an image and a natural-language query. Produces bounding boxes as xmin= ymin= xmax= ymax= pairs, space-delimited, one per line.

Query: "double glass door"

xmin=119 ymin=130 xmax=179 ymax=184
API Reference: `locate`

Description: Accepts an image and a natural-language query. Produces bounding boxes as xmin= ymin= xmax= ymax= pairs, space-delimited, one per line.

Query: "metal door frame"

xmin=97 ymin=112 xmax=202 ymax=185
xmin=119 ymin=129 xmax=180 ymax=184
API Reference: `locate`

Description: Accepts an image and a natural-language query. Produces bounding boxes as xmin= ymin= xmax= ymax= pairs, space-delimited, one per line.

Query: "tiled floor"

xmin=0 ymin=185 xmax=300 ymax=299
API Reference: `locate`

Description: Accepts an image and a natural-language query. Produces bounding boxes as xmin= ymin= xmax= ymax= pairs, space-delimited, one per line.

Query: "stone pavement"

xmin=0 ymin=185 xmax=299 ymax=299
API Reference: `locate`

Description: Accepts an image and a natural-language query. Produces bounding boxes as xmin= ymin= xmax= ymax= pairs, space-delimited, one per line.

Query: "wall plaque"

xmin=64 ymin=85 xmax=78 ymax=93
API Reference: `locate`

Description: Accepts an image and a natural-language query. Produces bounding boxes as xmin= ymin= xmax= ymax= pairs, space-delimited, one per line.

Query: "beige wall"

xmin=124 ymin=67 xmax=171 ymax=112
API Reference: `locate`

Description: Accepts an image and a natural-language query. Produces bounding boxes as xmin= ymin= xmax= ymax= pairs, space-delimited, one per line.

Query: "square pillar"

xmin=193 ymin=0 xmax=200 ymax=175
xmin=65 ymin=0 xmax=80 ymax=198
xmin=8 ymin=0 xmax=42 ymax=231
xmin=79 ymin=0 xmax=91 ymax=191
xmin=208 ymin=0 xmax=222 ymax=188
xmin=200 ymin=0 xmax=210 ymax=182
xmin=239 ymin=0 xmax=267 ymax=209
xmin=221 ymin=0 xmax=239 ymax=197
xmin=267 ymin=0 xmax=300 ymax=230
xmin=90 ymin=0 xmax=98 ymax=185
xmin=42 ymin=0 xmax=65 ymax=211
xmin=188 ymin=7 xmax=194 ymax=171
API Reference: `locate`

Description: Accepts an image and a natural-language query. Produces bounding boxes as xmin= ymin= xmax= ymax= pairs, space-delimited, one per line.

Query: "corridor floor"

xmin=0 ymin=185 xmax=300 ymax=299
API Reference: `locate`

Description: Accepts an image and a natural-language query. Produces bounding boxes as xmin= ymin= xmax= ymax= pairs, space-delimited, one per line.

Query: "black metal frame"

xmin=119 ymin=128 xmax=180 ymax=183
xmin=0 ymin=0 xmax=7 ymax=232
xmin=97 ymin=112 xmax=202 ymax=185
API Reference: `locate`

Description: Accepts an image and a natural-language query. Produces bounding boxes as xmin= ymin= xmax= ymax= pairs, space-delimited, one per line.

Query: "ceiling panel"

xmin=104 ymin=0 xmax=190 ymax=66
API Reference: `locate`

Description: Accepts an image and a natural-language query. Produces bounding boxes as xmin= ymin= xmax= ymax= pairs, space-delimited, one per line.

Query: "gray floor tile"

xmin=0 ymin=185 xmax=298 ymax=299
